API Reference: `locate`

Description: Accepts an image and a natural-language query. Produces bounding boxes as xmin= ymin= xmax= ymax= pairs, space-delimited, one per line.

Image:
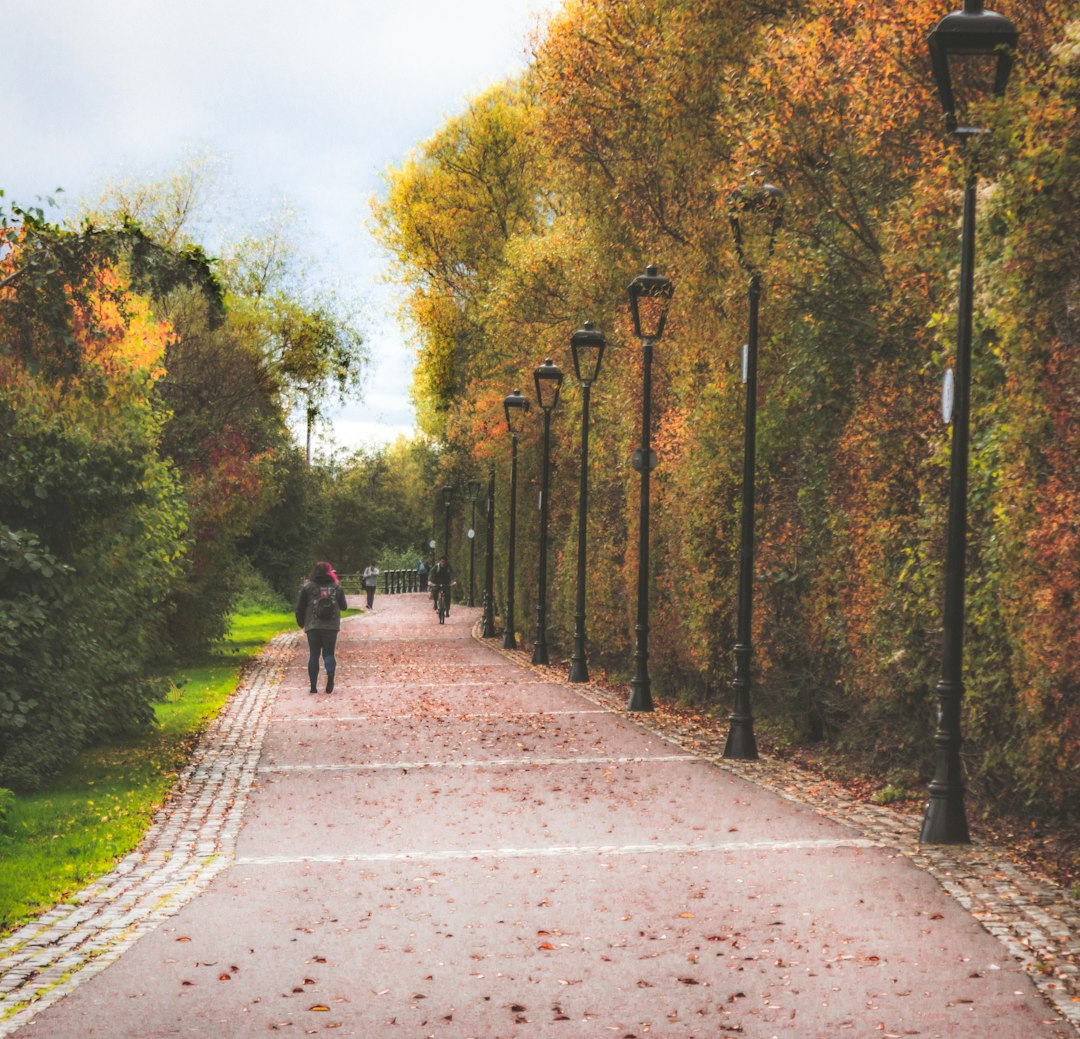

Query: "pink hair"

xmin=311 ymin=561 xmax=340 ymax=583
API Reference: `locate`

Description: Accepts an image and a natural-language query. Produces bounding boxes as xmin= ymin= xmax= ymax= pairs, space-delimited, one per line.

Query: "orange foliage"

xmin=68 ymin=265 xmax=173 ymax=379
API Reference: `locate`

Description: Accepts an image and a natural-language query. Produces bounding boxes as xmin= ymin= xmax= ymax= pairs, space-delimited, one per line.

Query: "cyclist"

xmin=429 ymin=554 xmax=453 ymax=618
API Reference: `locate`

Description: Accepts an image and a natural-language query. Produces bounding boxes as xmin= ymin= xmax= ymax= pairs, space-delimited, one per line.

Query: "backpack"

xmin=312 ymin=583 xmax=339 ymax=622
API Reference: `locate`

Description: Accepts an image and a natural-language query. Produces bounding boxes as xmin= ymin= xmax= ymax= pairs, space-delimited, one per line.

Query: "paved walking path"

xmin=0 ymin=595 xmax=1076 ymax=1038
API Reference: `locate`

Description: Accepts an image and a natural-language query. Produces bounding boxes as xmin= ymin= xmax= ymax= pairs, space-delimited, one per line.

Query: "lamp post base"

xmin=723 ymin=717 xmax=758 ymax=760
xmin=628 ymin=675 xmax=653 ymax=712
xmin=568 ymin=633 xmax=588 ymax=683
xmin=568 ymin=659 xmax=589 ymax=683
xmin=532 ymin=643 xmax=549 ymax=666
xmin=919 ymin=790 xmax=970 ymax=844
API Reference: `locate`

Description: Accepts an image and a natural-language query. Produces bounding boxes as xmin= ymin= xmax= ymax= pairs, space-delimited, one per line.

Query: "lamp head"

xmin=728 ymin=173 xmax=784 ymax=274
xmin=627 ymin=264 xmax=675 ymax=342
xmin=503 ymin=388 xmax=531 ymax=435
xmin=570 ymin=321 xmax=606 ymax=385
xmin=928 ymin=0 xmax=1018 ymax=135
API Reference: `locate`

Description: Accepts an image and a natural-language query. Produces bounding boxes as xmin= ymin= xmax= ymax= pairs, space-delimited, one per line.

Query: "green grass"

xmin=0 ymin=607 xmax=297 ymax=936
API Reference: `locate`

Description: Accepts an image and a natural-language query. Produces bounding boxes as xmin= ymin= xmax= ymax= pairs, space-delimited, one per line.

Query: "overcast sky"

xmin=6 ymin=0 xmax=560 ymax=453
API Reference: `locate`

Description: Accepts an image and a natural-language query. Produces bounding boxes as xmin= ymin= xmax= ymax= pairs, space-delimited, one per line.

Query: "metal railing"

xmin=338 ymin=570 xmax=428 ymax=595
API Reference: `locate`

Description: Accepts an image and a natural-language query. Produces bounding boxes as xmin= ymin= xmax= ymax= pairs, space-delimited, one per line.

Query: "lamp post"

xmin=626 ymin=265 xmax=674 ymax=711
xmin=503 ymin=389 xmax=531 ymax=650
xmin=532 ymin=358 xmax=564 ymax=666
xmin=466 ymin=478 xmax=482 ymax=607
xmin=920 ymin=0 xmax=1018 ymax=845
xmin=568 ymin=321 xmax=606 ymax=683
xmin=441 ymin=485 xmax=454 ymax=560
xmin=482 ymin=466 xmax=497 ymax=636
xmin=723 ymin=175 xmax=784 ymax=761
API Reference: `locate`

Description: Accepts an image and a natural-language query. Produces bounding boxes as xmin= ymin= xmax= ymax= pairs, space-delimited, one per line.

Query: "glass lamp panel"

xmin=735 ymin=208 xmax=779 ymax=271
xmin=573 ymin=341 xmax=602 ymax=383
xmin=947 ymin=50 xmax=1006 ymax=128
xmin=634 ymin=296 xmax=669 ymax=341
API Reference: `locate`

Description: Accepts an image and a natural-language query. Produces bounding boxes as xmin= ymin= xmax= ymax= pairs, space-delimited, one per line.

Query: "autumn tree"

xmin=80 ymin=163 xmax=368 ymax=648
xmin=377 ymin=0 xmax=1079 ymax=822
xmin=0 ymin=208 xmax=207 ymax=787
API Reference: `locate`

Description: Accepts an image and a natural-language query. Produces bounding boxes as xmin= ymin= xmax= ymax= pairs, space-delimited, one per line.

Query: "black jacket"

xmin=296 ymin=577 xmax=347 ymax=632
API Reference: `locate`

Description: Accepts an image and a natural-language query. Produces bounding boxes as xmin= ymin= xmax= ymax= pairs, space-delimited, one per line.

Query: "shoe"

xmin=309 ymin=685 xmax=318 ymax=695
xmin=325 ymin=675 xmax=335 ymax=694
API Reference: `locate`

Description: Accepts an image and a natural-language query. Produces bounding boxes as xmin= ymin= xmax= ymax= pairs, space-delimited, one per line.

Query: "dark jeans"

xmin=365 ymin=585 xmax=375 ymax=608
xmin=432 ymin=583 xmax=450 ymax=613
xmin=306 ymin=629 xmax=338 ymax=688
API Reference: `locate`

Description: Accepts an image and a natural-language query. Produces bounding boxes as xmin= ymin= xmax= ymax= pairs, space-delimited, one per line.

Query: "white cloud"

xmin=7 ymin=0 xmax=560 ymax=450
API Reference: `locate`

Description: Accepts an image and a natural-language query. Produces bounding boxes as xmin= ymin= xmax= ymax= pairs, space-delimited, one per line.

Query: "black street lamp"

xmin=920 ymin=0 xmax=1018 ymax=845
xmin=626 ymin=265 xmax=674 ymax=711
xmin=532 ymin=358 xmax=564 ymax=666
xmin=482 ymin=466 xmax=497 ymax=637
xmin=502 ymin=389 xmax=531 ymax=650
xmin=569 ymin=321 xmax=606 ymax=683
xmin=442 ymin=484 xmax=454 ymax=560
xmin=466 ymin=478 xmax=482 ymax=607
xmin=723 ymin=175 xmax=784 ymax=761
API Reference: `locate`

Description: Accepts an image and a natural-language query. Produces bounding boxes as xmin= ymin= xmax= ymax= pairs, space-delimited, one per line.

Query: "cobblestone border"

xmin=473 ymin=621 xmax=1080 ymax=1035
xmin=0 ymin=632 xmax=297 ymax=1037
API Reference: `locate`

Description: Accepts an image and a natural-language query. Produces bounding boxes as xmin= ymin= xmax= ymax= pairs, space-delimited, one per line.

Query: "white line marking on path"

xmin=326 ymin=662 xmax=517 ymax=670
xmin=257 ymin=754 xmax=697 ymax=773
xmin=237 ymin=836 xmax=883 ymax=866
xmin=303 ymin=681 xmax=551 ymax=690
xmin=284 ymin=710 xmax=611 ymax=722
xmin=341 ymin=635 xmax=479 ymax=643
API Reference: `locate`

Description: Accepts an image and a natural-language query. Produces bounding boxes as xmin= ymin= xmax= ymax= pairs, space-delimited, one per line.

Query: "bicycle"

xmin=434 ymin=582 xmax=452 ymax=624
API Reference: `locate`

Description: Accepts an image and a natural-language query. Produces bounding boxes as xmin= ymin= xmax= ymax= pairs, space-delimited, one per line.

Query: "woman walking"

xmin=362 ymin=563 xmax=379 ymax=609
xmin=296 ymin=561 xmax=347 ymax=694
